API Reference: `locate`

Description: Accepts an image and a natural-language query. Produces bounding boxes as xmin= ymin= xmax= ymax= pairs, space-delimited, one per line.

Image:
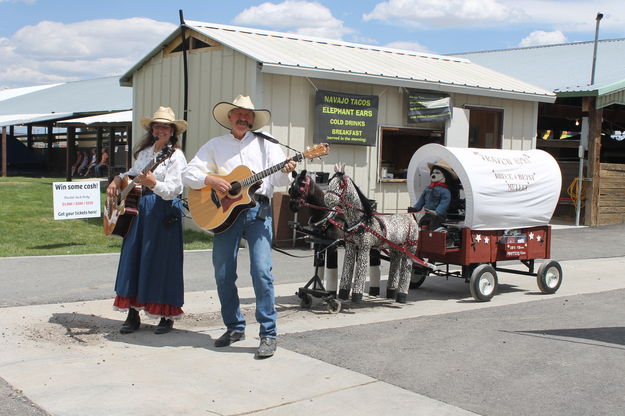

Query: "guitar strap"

xmin=255 ymin=133 xmax=271 ymax=221
xmin=256 ymin=133 xmax=270 ymax=170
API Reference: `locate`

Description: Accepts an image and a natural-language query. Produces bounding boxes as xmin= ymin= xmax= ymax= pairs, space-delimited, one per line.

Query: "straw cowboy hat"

xmin=427 ymin=159 xmax=458 ymax=180
xmin=140 ymin=106 xmax=188 ymax=134
xmin=212 ymin=95 xmax=271 ymax=131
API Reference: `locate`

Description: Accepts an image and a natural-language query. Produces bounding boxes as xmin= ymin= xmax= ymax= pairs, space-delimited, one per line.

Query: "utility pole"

xmin=590 ymin=13 xmax=603 ymax=85
xmin=582 ymin=12 xmax=604 ymax=226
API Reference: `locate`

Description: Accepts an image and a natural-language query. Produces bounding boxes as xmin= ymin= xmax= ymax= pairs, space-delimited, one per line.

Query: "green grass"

xmin=0 ymin=176 xmax=213 ymax=257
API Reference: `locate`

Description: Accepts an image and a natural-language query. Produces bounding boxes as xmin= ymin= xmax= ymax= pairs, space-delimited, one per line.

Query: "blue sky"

xmin=1 ymin=0 xmax=624 ymax=88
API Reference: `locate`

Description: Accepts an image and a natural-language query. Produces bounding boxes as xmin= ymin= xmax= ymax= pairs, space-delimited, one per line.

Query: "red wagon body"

xmin=418 ymin=225 xmax=551 ymax=264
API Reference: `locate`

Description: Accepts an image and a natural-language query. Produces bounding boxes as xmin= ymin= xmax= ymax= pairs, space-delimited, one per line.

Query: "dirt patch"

xmin=19 ymin=313 xmax=119 ymax=347
xmin=12 ymin=295 xmax=376 ymax=348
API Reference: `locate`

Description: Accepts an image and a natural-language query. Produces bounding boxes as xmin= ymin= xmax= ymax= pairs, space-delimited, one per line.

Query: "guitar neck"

xmin=119 ymin=148 xmax=172 ymax=200
xmin=239 ymin=154 xmax=303 ymax=189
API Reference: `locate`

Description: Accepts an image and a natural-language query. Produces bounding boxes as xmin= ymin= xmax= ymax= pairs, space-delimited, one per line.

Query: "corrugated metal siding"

xmin=598 ymin=89 xmax=625 ymax=108
xmin=131 ymin=46 xmax=258 ymax=159
xmin=131 ymin=52 xmax=185 ymax=145
xmin=256 ymin=76 xmax=538 ymax=214
xmin=453 ymin=94 xmax=537 ymax=152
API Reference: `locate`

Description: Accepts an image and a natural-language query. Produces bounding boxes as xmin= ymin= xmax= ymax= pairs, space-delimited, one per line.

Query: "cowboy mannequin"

xmin=409 ymin=160 xmax=457 ymax=231
xmin=182 ymin=95 xmax=296 ymax=358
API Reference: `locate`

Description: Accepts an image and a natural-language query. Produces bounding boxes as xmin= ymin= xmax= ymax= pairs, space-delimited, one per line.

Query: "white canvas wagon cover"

xmin=407 ymin=144 xmax=562 ymax=230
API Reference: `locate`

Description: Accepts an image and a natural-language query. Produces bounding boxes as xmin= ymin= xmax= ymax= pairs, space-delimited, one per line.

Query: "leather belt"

xmin=253 ymin=193 xmax=270 ymax=204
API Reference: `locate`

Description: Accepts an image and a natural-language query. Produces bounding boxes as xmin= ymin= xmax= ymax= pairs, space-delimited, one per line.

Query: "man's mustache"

xmin=235 ymin=120 xmax=252 ymax=128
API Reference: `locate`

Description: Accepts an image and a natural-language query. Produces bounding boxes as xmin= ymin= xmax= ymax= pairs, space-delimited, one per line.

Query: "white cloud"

xmin=385 ymin=40 xmax=431 ymax=53
xmin=234 ymin=0 xmax=353 ymax=40
xmin=363 ymin=0 xmax=625 ymax=34
xmin=519 ymin=30 xmax=567 ymax=47
xmin=504 ymin=0 xmax=625 ymax=32
xmin=363 ymin=0 xmax=524 ymax=28
xmin=0 ymin=17 xmax=175 ymax=87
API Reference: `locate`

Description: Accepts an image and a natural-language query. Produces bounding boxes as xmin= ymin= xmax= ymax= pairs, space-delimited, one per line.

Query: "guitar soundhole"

xmin=229 ymin=182 xmax=242 ymax=196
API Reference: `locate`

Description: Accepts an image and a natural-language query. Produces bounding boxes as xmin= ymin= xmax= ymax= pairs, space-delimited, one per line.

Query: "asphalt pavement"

xmin=1 ymin=222 xmax=625 ymax=416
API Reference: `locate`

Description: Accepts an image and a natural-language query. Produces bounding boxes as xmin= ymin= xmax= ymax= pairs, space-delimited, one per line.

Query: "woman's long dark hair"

xmin=133 ymin=123 xmax=181 ymax=159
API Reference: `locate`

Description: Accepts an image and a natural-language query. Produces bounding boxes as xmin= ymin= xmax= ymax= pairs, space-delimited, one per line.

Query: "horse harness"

xmin=323 ymin=173 xmax=435 ymax=271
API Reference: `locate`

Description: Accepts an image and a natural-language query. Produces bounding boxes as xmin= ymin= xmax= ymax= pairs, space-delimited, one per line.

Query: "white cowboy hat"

xmin=140 ymin=106 xmax=188 ymax=134
xmin=212 ymin=95 xmax=271 ymax=131
xmin=427 ymin=159 xmax=458 ymax=180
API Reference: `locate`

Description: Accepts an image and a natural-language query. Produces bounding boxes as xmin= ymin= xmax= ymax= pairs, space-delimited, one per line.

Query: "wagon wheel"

xmin=299 ymin=293 xmax=313 ymax=308
xmin=326 ymin=298 xmax=341 ymax=314
xmin=469 ymin=264 xmax=498 ymax=302
xmin=409 ymin=264 xmax=428 ymax=289
xmin=536 ymin=260 xmax=563 ymax=294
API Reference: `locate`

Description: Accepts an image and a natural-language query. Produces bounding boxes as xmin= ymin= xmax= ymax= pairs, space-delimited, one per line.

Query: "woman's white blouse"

xmin=119 ymin=145 xmax=187 ymax=201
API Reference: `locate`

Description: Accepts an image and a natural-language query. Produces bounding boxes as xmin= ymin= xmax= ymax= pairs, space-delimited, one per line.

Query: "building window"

xmin=379 ymin=127 xmax=444 ymax=181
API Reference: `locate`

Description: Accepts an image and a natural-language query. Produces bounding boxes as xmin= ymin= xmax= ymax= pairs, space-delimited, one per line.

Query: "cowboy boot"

xmin=120 ymin=308 xmax=140 ymax=334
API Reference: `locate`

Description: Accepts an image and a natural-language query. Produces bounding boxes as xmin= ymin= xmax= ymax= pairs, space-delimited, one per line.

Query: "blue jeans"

xmin=212 ymin=202 xmax=277 ymax=338
xmin=95 ymin=164 xmax=107 ymax=177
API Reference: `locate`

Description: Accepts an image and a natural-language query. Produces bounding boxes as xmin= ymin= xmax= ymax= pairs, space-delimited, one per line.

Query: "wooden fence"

xmin=598 ymin=163 xmax=625 ymax=225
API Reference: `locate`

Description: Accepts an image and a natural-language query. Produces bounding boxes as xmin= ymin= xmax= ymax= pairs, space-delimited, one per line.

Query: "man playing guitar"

xmin=182 ymin=95 xmax=296 ymax=358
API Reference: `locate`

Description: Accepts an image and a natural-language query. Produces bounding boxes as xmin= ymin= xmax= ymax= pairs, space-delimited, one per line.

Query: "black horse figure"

xmin=288 ymin=170 xmax=382 ymax=308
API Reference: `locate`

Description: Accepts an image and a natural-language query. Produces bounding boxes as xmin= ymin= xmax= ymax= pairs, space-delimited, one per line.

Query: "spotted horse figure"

xmin=324 ymin=164 xmax=431 ymax=303
xmin=288 ymin=170 xmax=383 ymax=301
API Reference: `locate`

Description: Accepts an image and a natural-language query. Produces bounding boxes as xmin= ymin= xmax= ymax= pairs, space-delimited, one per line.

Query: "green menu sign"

xmin=314 ymin=90 xmax=379 ymax=146
xmin=407 ymin=90 xmax=451 ymax=123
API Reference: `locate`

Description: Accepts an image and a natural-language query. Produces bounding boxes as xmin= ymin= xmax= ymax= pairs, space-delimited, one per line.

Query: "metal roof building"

xmin=0 ymin=76 xmax=132 ymax=127
xmin=0 ymin=77 xmax=132 ymax=178
xmin=121 ymin=21 xmax=553 ymax=102
xmin=453 ymin=38 xmax=625 ymax=108
xmin=120 ymin=21 xmax=554 ymax=217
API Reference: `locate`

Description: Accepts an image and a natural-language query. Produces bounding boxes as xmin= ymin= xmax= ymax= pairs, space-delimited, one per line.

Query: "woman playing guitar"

xmin=106 ymin=106 xmax=188 ymax=335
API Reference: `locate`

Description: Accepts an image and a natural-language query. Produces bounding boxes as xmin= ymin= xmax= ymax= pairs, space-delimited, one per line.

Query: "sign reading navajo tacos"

xmin=314 ymin=90 xmax=378 ymax=146
xmin=407 ymin=90 xmax=451 ymax=123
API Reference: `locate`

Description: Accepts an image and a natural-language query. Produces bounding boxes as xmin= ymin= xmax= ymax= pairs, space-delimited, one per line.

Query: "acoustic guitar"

xmin=103 ymin=145 xmax=175 ymax=237
xmin=188 ymin=143 xmax=330 ymax=233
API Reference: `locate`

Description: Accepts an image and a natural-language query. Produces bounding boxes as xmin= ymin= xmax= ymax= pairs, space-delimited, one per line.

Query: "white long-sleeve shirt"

xmin=119 ymin=145 xmax=187 ymax=201
xmin=181 ymin=131 xmax=291 ymax=197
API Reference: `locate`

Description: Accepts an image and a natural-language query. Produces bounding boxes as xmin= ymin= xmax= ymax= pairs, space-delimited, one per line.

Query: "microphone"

xmin=253 ymin=130 xmax=280 ymax=144
xmin=252 ymin=130 xmax=300 ymax=155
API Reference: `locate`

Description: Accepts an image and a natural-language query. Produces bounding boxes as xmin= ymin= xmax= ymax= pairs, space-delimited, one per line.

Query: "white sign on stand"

xmin=53 ymin=181 xmax=101 ymax=220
